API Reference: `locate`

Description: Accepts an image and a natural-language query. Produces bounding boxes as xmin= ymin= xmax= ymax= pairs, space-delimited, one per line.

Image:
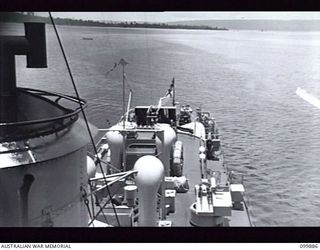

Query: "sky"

xmin=36 ymin=12 xmax=320 ymax=23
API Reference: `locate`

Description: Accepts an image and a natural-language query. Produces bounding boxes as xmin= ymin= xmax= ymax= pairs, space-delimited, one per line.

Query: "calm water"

xmin=6 ymin=22 xmax=320 ymax=226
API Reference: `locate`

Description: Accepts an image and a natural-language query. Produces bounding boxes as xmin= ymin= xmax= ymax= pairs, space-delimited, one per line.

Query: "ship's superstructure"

xmin=0 ymin=21 xmax=252 ymax=227
xmin=0 ymin=22 xmax=92 ymax=227
xmin=91 ymin=80 xmax=252 ymax=227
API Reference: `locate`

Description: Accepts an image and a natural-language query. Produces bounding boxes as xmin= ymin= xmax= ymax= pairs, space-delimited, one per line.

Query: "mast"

xmin=119 ymin=58 xmax=128 ymax=129
xmin=172 ymin=77 xmax=175 ymax=106
xmin=118 ymin=58 xmax=128 ymax=172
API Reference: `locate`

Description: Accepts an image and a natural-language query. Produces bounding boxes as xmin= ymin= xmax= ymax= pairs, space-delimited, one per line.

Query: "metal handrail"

xmin=0 ymin=87 xmax=87 ymax=127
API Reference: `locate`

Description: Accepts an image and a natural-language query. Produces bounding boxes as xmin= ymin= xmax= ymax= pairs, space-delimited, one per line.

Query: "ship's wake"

xmin=296 ymin=87 xmax=320 ymax=109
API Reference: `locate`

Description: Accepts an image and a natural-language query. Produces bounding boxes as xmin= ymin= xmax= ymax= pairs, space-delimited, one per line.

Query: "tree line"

xmin=0 ymin=12 xmax=228 ymax=31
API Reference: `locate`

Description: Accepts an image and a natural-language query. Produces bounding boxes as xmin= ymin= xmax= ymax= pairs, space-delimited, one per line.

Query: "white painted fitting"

xmin=134 ymin=155 xmax=164 ymax=226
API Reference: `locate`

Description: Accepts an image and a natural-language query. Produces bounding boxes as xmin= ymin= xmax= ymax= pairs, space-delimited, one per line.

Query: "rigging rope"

xmin=105 ymin=62 xmax=118 ymax=78
xmin=48 ymin=12 xmax=121 ymax=227
xmin=105 ymin=60 xmax=133 ymax=93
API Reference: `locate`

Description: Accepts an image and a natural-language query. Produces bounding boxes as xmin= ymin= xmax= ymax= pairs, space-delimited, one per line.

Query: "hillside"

xmin=0 ymin=12 xmax=227 ymax=31
xmin=168 ymin=19 xmax=320 ymax=31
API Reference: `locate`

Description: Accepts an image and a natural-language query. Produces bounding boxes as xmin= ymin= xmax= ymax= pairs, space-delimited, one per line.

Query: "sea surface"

xmin=5 ymin=22 xmax=320 ymax=226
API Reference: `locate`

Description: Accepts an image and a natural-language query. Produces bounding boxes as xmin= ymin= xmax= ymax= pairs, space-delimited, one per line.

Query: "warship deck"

xmin=92 ymin=126 xmax=252 ymax=227
xmin=167 ymin=133 xmax=252 ymax=226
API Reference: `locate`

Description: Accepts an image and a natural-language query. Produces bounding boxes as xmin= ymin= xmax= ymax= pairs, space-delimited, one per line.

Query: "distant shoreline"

xmin=0 ymin=12 xmax=228 ymax=31
xmin=2 ymin=13 xmax=320 ymax=31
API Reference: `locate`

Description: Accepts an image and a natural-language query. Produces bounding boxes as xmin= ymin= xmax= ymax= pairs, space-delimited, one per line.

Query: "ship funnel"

xmin=0 ymin=22 xmax=95 ymax=227
xmin=133 ymin=155 xmax=164 ymax=226
xmin=0 ymin=22 xmax=47 ymax=124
